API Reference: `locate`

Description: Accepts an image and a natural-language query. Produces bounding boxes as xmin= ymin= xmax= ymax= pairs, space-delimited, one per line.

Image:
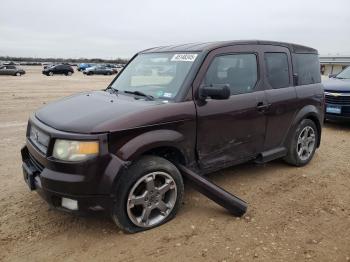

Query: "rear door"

xmin=261 ymin=45 xmax=298 ymax=150
xmin=194 ymin=45 xmax=268 ymax=170
xmin=57 ymin=65 xmax=65 ymax=74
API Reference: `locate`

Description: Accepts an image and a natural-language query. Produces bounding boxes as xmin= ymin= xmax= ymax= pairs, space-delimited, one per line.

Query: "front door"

xmin=4 ymin=66 xmax=16 ymax=75
xmin=194 ymin=45 xmax=268 ymax=170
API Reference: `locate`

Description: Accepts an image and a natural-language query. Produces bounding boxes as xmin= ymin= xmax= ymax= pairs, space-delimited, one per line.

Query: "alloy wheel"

xmin=126 ymin=171 xmax=177 ymax=228
xmin=297 ymin=126 xmax=316 ymax=161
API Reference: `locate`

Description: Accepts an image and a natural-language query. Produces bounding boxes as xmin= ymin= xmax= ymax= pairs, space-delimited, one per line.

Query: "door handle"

xmin=256 ymin=102 xmax=270 ymax=112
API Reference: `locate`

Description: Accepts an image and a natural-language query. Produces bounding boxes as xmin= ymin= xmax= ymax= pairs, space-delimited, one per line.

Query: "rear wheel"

xmin=67 ymin=71 xmax=72 ymax=76
xmin=15 ymin=72 xmax=21 ymax=76
xmin=284 ymin=119 xmax=318 ymax=166
xmin=112 ymin=155 xmax=184 ymax=233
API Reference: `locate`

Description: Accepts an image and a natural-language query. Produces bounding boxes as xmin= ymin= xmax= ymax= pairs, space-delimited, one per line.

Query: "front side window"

xmin=202 ymin=54 xmax=258 ymax=95
xmin=111 ymin=53 xmax=198 ymax=100
xmin=265 ymin=52 xmax=290 ymax=89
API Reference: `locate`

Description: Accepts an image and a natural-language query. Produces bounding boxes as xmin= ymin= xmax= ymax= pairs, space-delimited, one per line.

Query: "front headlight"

xmin=53 ymin=139 xmax=99 ymax=161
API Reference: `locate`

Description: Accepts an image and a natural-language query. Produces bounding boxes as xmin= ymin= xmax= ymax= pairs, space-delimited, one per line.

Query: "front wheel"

xmin=284 ymin=119 xmax=318 ymax=166
xmin=112 ymin=155 xmax=184 ymax=233
xmin=15 ymin=72 xmax=21 ymax=76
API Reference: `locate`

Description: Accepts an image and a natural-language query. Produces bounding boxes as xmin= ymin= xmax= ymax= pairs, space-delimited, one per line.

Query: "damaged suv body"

xmin=22 ymin=41 xmax=324 ymax=232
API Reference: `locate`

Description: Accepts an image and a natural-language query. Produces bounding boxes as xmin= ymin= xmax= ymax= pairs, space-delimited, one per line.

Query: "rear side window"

xmin=265 ymin=53 xmax=290 ymax=89
xmin=203 ymin=54 xmax=258 ymax=95
xmin=294 ymin=54 xmax=321 ymax=85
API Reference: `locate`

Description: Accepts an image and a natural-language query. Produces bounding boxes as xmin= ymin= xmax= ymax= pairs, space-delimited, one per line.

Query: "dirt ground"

xmin=0 ymin=66 xmax=349 ymax=262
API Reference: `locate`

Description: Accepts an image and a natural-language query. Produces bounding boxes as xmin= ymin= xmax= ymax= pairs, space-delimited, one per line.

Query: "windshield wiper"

xmin=123 ymin=90 xmax=154 ymax=100
xmin=106 ymin=86 xmax=118 ymax=94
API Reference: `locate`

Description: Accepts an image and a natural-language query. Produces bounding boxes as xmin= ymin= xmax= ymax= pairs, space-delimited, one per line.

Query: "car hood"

xmin=35 ymin=91 xmax=167 ymax=134
xmin=323 ymin=78 xmax=350 ymax=92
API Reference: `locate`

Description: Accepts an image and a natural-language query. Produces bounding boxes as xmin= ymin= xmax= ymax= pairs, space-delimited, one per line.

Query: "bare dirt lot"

xmin=0 ymin=66 xmax=349 ymax=262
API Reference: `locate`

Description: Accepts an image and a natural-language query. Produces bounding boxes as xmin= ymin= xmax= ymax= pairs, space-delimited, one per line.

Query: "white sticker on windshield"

xmin=171 ymin=54 xmax=198 ymax=62
xmin=163 ymin=92 xmax=173 ymax=98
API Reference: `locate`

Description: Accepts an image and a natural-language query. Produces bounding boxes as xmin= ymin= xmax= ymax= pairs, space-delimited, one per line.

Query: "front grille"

xmin=28 ymin=152 xmax=44 ymax=172
xmin=340 ymin=106 xmax=350 ymax=117
xmin=28 ymin=124 xmax=50 ymax=154
xmin=325 ymin=94 xmax=350 ymax=105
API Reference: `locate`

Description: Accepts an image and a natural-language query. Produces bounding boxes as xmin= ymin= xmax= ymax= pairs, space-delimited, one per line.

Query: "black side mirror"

xmin=199 ymin=84 xmax=230 ymax=100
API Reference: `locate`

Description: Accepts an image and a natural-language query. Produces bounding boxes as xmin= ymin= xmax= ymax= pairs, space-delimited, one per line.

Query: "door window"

xmin=265 ymin=52 xmax=290 ymax=89
xmin=202 ymin=54 xmax=258 ymax=95
xmin=293 ymin=54 xmax=321 ymax=85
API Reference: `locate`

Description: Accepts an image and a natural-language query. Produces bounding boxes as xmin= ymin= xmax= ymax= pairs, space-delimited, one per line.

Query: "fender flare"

xmin=285 ymin=105 xmax=322 ymax=147
xmin=116 ymin=129 xmax=186 ymax=162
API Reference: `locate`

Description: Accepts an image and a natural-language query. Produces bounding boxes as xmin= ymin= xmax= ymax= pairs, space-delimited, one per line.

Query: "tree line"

xmin=0 ymin=56 xmax=129 ymax=64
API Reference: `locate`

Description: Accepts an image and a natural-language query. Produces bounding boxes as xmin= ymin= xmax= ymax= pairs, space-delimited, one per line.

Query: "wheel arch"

xmin=286 ymin=105 xmax=322 ymax=148
xmin=116 ymin=129 xmax=189 ymax=165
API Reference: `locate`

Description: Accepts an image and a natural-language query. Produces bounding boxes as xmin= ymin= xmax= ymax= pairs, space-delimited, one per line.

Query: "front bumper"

xmin=325 ymin=92 xmax=350 ymax=121
xmin=325 ymin=103 xmax=350 ymax=121
xmin=21 ymin=117 xmax=128 ymax=214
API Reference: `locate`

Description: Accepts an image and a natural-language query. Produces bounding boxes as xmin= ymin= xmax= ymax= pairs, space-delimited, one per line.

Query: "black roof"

xmin=141 ymin=40 xmax=318 ymax=54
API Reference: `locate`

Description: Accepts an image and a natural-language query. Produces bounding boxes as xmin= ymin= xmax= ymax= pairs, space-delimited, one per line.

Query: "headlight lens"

xmin=53 ymin=139 xmax=99 ymax=161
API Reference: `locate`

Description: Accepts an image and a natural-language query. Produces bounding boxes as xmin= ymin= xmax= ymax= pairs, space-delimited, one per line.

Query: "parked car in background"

xmin=103 ymin=64 xmax=119 ymax=73
xmin=22 ymin=40 xmax=324 ymax=233
xmin=0 ymin=65 xmax=25 ymax=76
xmin=42 ymin=64 xmax=74 ymax=76
xmin=83 ymin=65 xmax=115 ymax=75
xmin=77 ymin=63 xmax=94 ymax=71
xmin=43 ymin=63 xmax=55 ymax=69
xmin=323 ymin=66 xmax=350 ymax=120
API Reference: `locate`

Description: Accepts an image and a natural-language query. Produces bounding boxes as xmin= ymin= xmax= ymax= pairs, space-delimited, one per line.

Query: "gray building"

xmin=319 ymin=56 xmax=350 ymax=76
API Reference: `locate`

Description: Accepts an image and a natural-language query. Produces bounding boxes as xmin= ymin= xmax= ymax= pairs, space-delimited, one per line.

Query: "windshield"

xmin=336 ymin=67 xmax=350 ymax=79
xmin=110 ymin=53 xmax=198 ymax=100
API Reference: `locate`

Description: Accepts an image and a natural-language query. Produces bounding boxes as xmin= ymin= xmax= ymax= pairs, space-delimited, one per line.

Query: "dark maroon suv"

xmin=21 ymin=41 xmax=324 ymax=233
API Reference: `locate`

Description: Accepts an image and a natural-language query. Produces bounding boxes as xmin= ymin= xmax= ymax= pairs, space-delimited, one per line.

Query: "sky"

xmin=0 ymin=0 xmax=349 ymax=59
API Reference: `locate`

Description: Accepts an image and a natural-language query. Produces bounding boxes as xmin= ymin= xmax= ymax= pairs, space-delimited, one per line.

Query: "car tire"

xmin=284 ymin=119 xmax=318 ymax=167
xmin=67 ymin=71 xmax=72 ymax=76
xmin=15 ymin=72 xmax=21 ymax=76
xmin=111 ymin=155 xmax=184 ymax=233
xmin=49 ymin=71 xmax=54 ymax=76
